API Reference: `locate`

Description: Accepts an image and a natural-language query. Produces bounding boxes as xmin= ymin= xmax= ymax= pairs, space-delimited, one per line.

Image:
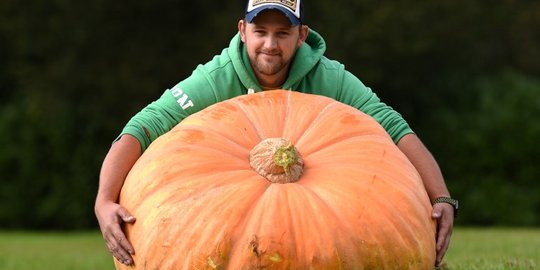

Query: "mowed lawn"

xmin=0 ymin=231 xmax=114 ymax=270
xmin=442 ymin=227 xmax=539 ymax=270
xmin=0 ymin=227 xmax=538 ymax=269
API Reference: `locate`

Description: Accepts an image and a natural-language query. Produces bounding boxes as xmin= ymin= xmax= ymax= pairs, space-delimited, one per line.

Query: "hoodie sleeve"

xmin=117 ymin=64 xmax=219 ymax=152
xmin=118 ymin=90 xmax=185 ymax=152
xmin=339 ymin=70 xmax=414 ymax=143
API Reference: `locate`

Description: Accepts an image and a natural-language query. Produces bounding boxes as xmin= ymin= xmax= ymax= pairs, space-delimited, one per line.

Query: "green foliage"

xmin=0 ymin=0 xmax=243 ymax=229
xmin=309 ymin=0 xmax=540 ymax=116
xmin=423 ymin=71 xmax=540 ymax=226
xmin=0 ymin=0 xmax=539 ymax=229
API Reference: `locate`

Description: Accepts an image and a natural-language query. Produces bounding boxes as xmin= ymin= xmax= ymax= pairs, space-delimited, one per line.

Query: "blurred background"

xmin=0 ymin=0 xmax=538 ymax=230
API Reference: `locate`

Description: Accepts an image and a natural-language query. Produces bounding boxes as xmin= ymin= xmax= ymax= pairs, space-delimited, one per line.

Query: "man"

xmin=95 ymin=0 xmax=456 ymax=267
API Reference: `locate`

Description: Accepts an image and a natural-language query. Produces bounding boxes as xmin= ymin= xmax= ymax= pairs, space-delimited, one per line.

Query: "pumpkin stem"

xmin=249 ymin=138 xmax=304 ymax=183
xmin=273 ymin=142 xmax=297 ymax=176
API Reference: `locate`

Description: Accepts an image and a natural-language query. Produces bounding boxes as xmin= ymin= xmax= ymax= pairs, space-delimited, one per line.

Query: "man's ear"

xmin=297 ymin=25 xmax=309 ymax=48
xmin=238 ymin=19 xmax=247 ymax=42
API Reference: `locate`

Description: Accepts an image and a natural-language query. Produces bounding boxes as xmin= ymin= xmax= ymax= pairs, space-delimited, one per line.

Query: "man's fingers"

xmin=436 ymin=218 xmax=451 ymax=250
xmin=436 ymin=233 xmax=450 ymax=266
xmin=116 ymin=230 xmax=135 ymax=255
xmin=117 ymin=207 xmax=136 ymax=223
xmin=105 ymin=226 xmax=134 ymax=265
xmin=433 ymin=204 xmax=454 ymax=266
xmin=432 ymin=207 xmax=442 ymax=219
xmin=115 ymin=207 xmax=135 ymax=255
xmin=96 ymin=202 xmax=136 ymax=265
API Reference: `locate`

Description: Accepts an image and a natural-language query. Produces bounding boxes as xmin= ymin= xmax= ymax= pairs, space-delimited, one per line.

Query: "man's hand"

xmin=432 ymin=203 xmax=454 ymax=267
xmin=95 ymin=201 xmax=136 ymax=265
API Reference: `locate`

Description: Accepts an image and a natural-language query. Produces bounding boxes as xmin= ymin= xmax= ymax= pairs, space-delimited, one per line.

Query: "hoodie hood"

xmin=229 ymin=28 xmax=327 ymax=92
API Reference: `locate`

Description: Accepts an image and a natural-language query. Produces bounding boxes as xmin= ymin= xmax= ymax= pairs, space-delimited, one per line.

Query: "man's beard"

xmin=251 ymin=52 xmax=289 ymax=76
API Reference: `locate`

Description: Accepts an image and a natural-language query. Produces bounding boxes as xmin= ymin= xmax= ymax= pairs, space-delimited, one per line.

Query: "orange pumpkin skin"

xmin=115 ymin=90 xmax=436 ymax=269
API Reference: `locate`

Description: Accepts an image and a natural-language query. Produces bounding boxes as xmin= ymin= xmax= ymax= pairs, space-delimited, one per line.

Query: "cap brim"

xmin=245 ymin=6 xmax=301 ymax=26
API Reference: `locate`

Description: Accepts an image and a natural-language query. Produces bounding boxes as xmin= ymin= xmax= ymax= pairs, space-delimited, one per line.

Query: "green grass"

xmin=0 ymin=227 xmax=538 ymax=269
xmin=0 ymin=231 xmax=114 ymax=270
xmin=441 ymin=227 xmax=540 ymax=270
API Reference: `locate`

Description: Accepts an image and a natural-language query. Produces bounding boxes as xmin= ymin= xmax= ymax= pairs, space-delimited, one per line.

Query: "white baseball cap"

xmin=245 ymin=0 xmax=304 ymax=26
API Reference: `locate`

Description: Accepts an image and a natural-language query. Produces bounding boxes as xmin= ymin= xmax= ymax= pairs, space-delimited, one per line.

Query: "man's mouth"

xmin=259 ymin=51 xmax=280 ymax=57
xmin=259 ymin=53 xmax=280 ymax=61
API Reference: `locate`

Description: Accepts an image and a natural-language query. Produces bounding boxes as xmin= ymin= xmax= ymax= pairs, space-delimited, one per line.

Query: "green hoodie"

xmin=120 ymin=29 xmax=413 ymax=151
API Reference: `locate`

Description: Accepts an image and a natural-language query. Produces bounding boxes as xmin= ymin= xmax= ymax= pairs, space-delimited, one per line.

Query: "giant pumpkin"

xmin=115 ymin=90 xmax=436 ymax=269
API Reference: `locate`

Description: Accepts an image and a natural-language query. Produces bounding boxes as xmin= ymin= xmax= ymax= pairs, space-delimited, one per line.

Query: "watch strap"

xmin=432 ymin=197 xmax=458 ymax=217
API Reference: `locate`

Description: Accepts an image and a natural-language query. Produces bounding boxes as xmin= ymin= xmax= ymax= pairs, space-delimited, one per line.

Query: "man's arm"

xmin=397 ymin=133 xmax=454 ymax=267
xmin=95 ymin=134 xmax=141 ymax=266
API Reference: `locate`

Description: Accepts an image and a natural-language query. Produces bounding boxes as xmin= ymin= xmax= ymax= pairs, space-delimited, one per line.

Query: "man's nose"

xmin=263 ymin=35 xmax=278 ymax=50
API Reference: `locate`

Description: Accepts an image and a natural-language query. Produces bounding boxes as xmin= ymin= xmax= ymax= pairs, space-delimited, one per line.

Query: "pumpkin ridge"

xmin=124 ymin=167 xmax=259 ymax=214
xmin=292 ymin=182 xmax=358 ymax=247
xmin=132 ymin=172 xmax=264 ymax=217
xmin=154 ymin=175 xmax=272 ymax=269
xmin=294 ymin=101 xmax=339 ymax=149
xmin=321 ymin=164 xmax=425 ymax=207
xmin=233 ymin=98 xmax=265 ymax=140
xmin=279 ymin=90 xmax=332 ymax=140
xmin=139 ymin=174 xmax=268 ymax=268
xmin=177 ymin=145 xmax=247 ymax=170
xmin=225 ymin=186 xmax=276 ymax=266
xmin=176 ymin=125 xmax=253 ymax=154
xmin=294 ymin=104 xmax=393 ymax=157
xmin=368 ymin=181 xmax=420 ymax=244
xmin=294 ymin=176 xmax=381 ymax=266
xmin=301 ymin=133 xmax=392 ymax=158
xmin=297 ymin=168 xmax=434 ymax=267
xmin=180 ymin=140 xmax=249 ymax=164
xmin=285 ymin=184 xmax=338 ymax=265
xmin=180 ymin=188 xmax=257 ymax=268
xmin=295 ymin=182 xmax=350 ymax=223
xmin=224 ymin=184 xmax=334 ymax=267
xmin=132 ymin=149 xmax=246 ymax=187
xmin=177 ymin=100 xmax=262 ymax=150
xmin=304 ymin=137 xmax=425 ymax=201
xmin=280 ymin=92 xmax=335 ymax=145
xmin=281 ymin=90 xmax=293 ymax=140
xmin=358 ymin=178 xmax=433 ymax=268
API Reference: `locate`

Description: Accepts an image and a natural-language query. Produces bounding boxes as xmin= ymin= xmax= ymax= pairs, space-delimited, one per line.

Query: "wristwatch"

xmin=432 ymin=197 xmax=459 ymax=217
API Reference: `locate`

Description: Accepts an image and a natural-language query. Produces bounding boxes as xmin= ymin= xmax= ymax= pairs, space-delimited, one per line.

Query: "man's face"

xmin=239 ymin=10 xmax=308 ymax=80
